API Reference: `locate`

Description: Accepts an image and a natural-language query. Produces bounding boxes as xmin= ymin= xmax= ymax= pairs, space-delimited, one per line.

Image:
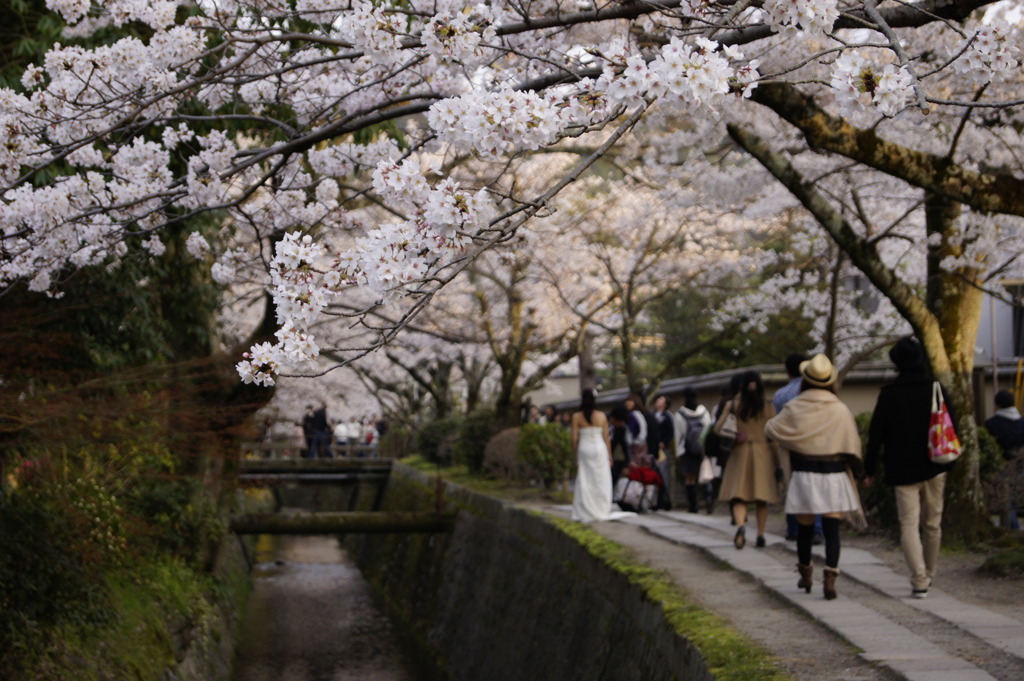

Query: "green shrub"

xmin=0 ymin=491 xmax=110 ymax=673
xmin=855 ymin=411 xmax=898 ymax=535
xmin=483 ymin=427 xmax=534 ymax=482
xmin=517 ymin=423 xmax=573 ymax=489
xmin=378 ymin=425 xmax=413 ymax=459
xmin=979 ymin=545 xmax=1024 ymax=578
xmin=454 ymin=410 xmax=498 ymax=473
xmin=0 ymin=433 xmax=227 ymax=678
xmin=416 ymin=417 xmax=462 ymax=465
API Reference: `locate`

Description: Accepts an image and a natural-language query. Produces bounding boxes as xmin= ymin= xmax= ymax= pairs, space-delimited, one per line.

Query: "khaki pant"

xmin=895 ymin=474 xmax=946 ymax=591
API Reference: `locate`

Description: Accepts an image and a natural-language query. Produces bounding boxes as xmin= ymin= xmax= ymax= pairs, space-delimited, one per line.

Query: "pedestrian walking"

xmin=715 ymin=370 xmax=780 ymax=549
xmin=765 ymin=354 xmax=863 ymax=600
xmin=864 ymin=337 xmax=957 ymax=598
xmin=677 ymin=387 xmax=713 ymax=513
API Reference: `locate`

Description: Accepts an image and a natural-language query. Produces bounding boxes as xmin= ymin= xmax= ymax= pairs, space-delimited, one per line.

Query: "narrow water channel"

xmin=232 ymin=534 xmax=422 ymax=681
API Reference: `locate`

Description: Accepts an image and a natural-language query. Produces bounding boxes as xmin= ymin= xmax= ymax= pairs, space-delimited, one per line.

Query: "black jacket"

xmin=865 ymin=373 xmax=956 ymax=486
xmin=984 ymin=413 xmax=1024 ymax=459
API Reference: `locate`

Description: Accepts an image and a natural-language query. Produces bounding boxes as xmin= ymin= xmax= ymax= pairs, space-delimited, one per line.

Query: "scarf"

xmin=764 ymin=389 xmax=861 ymax=459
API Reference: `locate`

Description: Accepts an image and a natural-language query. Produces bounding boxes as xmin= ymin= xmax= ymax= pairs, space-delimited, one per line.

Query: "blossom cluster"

xmin=1 ymin=0 xmax=1020 ymax=392
xmin=761 ymin=0 xmax=839 ymax=36
xmin=598 ymin=37 xmax=751 ymax=110
xmin=335 ymin=0 xmax=409 ymax=64
xmin=951 ymin=21 xmax=1021 ymax=86
xmin=421 ymin=4 xmax=498 ymax=66
xmin=427 ymin=90 xmax=576 ymax=158
xmin=830 ymin=52 xmax=914 ymax=117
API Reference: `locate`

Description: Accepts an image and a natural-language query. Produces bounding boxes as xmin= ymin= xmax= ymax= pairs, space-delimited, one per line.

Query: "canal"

xmin=232 ymin=534 xmax=424 ymax=681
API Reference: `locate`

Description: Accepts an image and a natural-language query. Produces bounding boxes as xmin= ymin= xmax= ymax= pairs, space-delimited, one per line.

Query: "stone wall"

xmin=344 ymin=464 xmax=713 ymax=681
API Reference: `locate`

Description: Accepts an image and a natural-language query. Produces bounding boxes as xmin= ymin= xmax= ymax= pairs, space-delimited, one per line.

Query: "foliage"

xmin=482 ymin=427 xmax=534 ymax=483
xmin=854 ymin=411 xmax=898 ymax=535
xmin=0 ymin=412 xmax=228 ymax=677
xmin=454 ymin=409 xmax=498 ymax=473
xmin=378 ymin=425 xmax=414 ymax=460
xmin=979 ymin=533 xmax=1024 ymax=578
xmin=0 ymin=490 xmax=110 ymax=672
xmin=415 ymin=417 xmax=462 ymax=465
xmin=516 ymin=423 xmax=574 ymax=489
xmin=25 ymin=557 xmax=221 ymax=681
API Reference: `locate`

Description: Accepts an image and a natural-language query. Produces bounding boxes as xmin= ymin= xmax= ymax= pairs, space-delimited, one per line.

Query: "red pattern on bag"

xmin=928 ymin=382 xmax=961 ymax=465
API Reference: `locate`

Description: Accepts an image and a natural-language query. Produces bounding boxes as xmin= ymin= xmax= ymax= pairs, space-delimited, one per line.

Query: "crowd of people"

xmin=566 ymin=337 xmax=1022 ymax=601
xmin=259 ymin=406 xmax=388 ymax=459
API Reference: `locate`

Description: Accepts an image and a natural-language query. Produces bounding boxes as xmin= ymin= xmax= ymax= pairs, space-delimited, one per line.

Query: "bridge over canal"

xmin=230 ymin=458 xmax=456 ymax=535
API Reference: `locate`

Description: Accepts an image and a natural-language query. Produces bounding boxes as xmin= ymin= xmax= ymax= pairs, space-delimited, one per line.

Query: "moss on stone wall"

xmin=345 ymin=464 xmax=791 ymax=681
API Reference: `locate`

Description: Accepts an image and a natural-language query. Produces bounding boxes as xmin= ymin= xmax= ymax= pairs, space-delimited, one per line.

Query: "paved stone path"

xmin=544 ymin=506 xmax=1024 ymax=681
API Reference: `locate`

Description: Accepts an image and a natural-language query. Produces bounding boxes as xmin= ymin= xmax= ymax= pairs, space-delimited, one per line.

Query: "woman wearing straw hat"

xmin=765 ymin=354 xmax=863 ymax=600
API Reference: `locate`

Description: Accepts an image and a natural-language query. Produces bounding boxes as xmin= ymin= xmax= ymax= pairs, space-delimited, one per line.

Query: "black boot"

xmin=685 ymin=484 xmax=698 ymax=513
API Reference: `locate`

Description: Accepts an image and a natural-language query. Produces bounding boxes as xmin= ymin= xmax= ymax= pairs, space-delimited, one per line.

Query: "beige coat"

xmin=716 ymin=400 xmax=780 ymax=504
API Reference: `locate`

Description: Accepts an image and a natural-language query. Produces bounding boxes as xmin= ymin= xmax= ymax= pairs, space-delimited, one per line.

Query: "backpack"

xmin=680 ymin=410 xmax=705 ymax=458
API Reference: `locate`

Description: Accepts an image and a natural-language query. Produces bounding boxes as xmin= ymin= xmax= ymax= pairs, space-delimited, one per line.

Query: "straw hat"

xmin=799 ymin=353 xmax=837 ymax=388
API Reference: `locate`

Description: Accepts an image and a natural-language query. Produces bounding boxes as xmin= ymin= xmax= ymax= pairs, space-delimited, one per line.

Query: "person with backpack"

xmin=677 ymin=387 xmax=713 ymax=513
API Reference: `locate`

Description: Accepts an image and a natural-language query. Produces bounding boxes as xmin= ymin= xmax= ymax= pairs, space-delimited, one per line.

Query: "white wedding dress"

xmin=572 ymin=426 xmax=633 ymax=523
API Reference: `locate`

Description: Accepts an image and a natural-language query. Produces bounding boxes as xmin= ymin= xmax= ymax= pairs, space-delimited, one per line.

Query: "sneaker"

xmin=912 ymin=589 xmax=928 ymax=599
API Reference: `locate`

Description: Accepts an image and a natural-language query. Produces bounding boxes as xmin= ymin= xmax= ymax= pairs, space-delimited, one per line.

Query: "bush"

xmin=0 ymin=433 xmax=227 ymax=678
xmin=454 ymin=410 xmax=499 ymax=473
xmin=0 ymin=491 xmax=110 ymax=672
xmin=855 ymin=411 xmax=898 ymax=535
xmin=378 ymin=425 xmax=414 ymax=460
xmin=517 ymin=423 xmax=574 ymax=489
xmin=483 ymin=428 xmax=534 ymax=482
xmin=416 ymin=417 xmax=462 ymax=465
xmin=977 ymin=427 xmax=1012 ymax=518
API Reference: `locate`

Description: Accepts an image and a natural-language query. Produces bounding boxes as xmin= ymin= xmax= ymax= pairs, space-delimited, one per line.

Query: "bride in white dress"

xmin=571 ymin=389 xmax=633 ymax=523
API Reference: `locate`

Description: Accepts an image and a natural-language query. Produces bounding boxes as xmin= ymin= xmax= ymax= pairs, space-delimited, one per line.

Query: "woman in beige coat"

xmin=715 ymin=370 xmax=779 ymax=550
xmin=764 ymin=354 xmax=863 ymax=600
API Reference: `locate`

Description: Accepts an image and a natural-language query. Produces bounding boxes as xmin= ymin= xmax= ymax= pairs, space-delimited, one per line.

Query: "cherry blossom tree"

xmin=713 ymin=208 xmax=908 ymax=376
xmin=5 ymin=0 xmax=1024 ymax=537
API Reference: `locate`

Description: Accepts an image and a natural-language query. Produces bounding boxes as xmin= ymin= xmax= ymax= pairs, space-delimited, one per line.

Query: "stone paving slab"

xmin=544 ymin=505 xmax=1019 ymax=679
xmin=897 ymin=670 xmax=999 ymax=681
xmin=628 ymin=510 xmax=1019 ymax=680
xmin=649 ymin=508 xmax=1024 ymax=661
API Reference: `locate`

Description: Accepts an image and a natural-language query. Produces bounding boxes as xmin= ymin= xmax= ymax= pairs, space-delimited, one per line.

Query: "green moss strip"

xmin=549 ymin=516 xmax=792 ymax=681
xmin=402 ymin=458 xmax=792 ymax=681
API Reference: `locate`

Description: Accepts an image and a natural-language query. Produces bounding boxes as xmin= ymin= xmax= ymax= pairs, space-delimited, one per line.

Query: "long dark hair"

xmin=625 ymin=392 xmax=646 ymax=413
xmin=737 ymin=370 xmax=767 ymax=421
xmin=581 ymin=388 xmax=597 ymax=424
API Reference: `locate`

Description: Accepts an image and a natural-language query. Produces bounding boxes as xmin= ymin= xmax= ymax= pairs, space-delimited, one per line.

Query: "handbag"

xmin=692 ymin=456 xmax=716 ymax=483
xmin=928 ymin=381 xmax=961 ymax=465
xmin=719 ymin=412 xmax=738 ymax=439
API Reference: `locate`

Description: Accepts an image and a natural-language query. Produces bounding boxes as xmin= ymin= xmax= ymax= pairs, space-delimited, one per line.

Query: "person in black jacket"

xmin=864 ymin=337 xmax=956 ymax=599
xmin=983 ymin=390 xmax=1024 ymax=530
